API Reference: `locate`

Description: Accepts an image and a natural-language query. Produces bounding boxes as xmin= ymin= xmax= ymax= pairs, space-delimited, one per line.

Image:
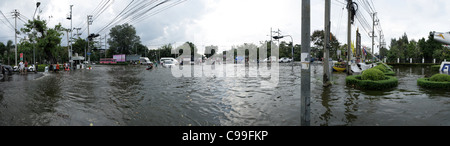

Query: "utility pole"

xmin=346 ymin=0 xmax=352 ymax=75
xmin=87 ymin=15 xmax=93 ymax=64
xmin=270 ymin=27 xmax=273 ymax=44
xmin=372 ymin=12 xmax=377 ymax=62
xmin=301 ymin=0 xmax=311 ymax=126
xmin=13 ymin=9 xmax=19 ymax=66
xmin=69 ymin=5 xmax=73 ymax=69
xmin=323 ymin=0 xmax=331 ymax=87
xmin=65 ymin=5 xmax=74 ymax=69
xmin=74 ymin=28 xmax=82 ymax=38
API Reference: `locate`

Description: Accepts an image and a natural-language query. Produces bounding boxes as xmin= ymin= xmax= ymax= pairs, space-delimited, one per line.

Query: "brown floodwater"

xmin=0 ymin=63 xmax=448 ymax=126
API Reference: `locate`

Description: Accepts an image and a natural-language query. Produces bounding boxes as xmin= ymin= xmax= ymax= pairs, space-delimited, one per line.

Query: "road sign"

xmin=87 ymin=52 xmax=91 ymax=56
xmin=20 ymin=53 xmax=23 ymax=61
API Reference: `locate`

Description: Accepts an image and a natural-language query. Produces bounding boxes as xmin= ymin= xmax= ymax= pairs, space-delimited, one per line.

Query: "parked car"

xmin=279 ymin=57 xmax=292 ymax=63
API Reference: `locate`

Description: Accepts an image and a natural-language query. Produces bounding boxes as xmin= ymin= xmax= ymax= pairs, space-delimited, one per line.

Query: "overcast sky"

xmin=1 ymin=0 xmax=450 ymax=55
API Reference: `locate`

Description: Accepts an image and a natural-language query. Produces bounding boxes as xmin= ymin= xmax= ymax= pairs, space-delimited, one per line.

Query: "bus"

xmin=100 ymin=58 xmax=117 ymax=64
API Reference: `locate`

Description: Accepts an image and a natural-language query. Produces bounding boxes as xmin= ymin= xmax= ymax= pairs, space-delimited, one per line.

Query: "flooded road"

xmin=0 ymin=63 xmax=449 ymax=126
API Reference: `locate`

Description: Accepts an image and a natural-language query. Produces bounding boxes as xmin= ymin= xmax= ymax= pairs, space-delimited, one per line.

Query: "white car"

xmin=279 ymin=57 xmax=292 ymax=63
xmin=162 ymin=60 xmax=176 ymax=68
xmin=160 ymin=57 xmax=178 ymax=65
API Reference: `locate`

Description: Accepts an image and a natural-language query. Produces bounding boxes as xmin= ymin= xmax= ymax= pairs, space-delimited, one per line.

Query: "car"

xmin=279 ymin=57 xmax=292 ymax=63
xmin=160 ymin=57 xmax=179 ymax=65
xmin=162 ymin=60 xmax=176 ymax=68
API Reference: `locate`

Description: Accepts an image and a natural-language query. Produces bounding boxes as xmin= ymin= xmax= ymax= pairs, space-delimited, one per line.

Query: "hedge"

xmin=431 ymin=65 xmax=441 ymax=71
xmin=384 ymin=71 xmax=396 ymax=76
xmin=417 ymin=78 xmax=450 ymax=89
xmin=362 ymin=68 xmax=385 ymax=81
xmin=346 ymin=75 xmax=399 ymax=90
xmin=37 ymin=64 xmax=48 ymax=72
xmin=430 ymin=74 xmax=450 ymax=82
xmin=372 ymin=65 xmax=387 ymax=73
xmin=371 ymin=63 xmax=396 ymax=76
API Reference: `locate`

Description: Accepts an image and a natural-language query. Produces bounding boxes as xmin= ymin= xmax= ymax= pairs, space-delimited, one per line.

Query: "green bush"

xmin=429 ymin=74 xmax=450 ymax=82
xmin=372 ymin=65 xmax=387 ymax=73
xmin=384 ymin=71 xmax=396 ymax=76
xmin=431 ymin=65 xmax=441 ymax=71
xmin=37 ymin=64 xmax=48 ymax=72
xmin=346 ymin=75 xmax=398 ymax=90
xmin=362 ymin=68 xmax=386 ymax=81
xmin=417 ymin=77 xmax=450 ymax=89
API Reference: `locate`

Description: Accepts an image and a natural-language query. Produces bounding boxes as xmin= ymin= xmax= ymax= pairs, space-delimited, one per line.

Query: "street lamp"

xmin=273 ymin=35 xmax=294 ymax=63
xmin=33 ymin=2 xmax=41 ymax=19
xmin=33 ymin=2 xmax=41 ymax=66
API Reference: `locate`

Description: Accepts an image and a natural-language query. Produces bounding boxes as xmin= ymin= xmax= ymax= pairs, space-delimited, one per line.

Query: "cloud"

xmin=2 ymin=0 xmax=450 ymax=55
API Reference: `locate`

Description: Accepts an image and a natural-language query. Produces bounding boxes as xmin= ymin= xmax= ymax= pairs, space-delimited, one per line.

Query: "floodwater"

xmin=0 ymin=63 xmax=448 ymax=126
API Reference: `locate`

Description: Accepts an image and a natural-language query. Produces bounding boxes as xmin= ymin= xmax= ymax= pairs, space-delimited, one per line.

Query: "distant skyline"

xmin=1 ymin=0 xmax=449 ymax=54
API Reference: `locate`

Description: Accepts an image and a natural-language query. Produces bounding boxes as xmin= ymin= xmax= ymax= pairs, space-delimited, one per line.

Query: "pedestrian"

xmin=19 ymin=61 xmax=24 ymax=74
xmin=55 ymin=63 xmax=60 ymax=72
xmin=35 ymin=62 xmax=38 ymax=73
xmin=24 ymin=61 xmax=28 ymax=74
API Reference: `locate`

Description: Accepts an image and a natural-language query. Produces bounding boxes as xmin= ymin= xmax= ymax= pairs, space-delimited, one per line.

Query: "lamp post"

xmin=273 ymin=35 xmax=294 ymax=64
xmin=33 ymin=2 xmax=41 ymax=19
xmin=33 ymin=2 xmax=41 ymax=66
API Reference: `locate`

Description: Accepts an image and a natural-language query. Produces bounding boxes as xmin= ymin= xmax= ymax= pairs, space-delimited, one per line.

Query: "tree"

xmin=311 ymin=30 xmax=341 ymax=60
xmin=379 ymin=46 xmax=388 ymax=60
xmin=21 ymin=19 xmax=64 ymax=64
xmin=406 ymin=40 xmax=421 ymax=62
xmin=72 ymin=38 xmax=89 ymax=57
xmin=0 ymin=42 xmax=5 ymax=63
xmin=107 ymin=23 xmax=141 ymax=55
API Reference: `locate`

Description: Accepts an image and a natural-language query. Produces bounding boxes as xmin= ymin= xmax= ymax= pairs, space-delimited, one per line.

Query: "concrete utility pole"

xmin=87 ymin=15 xmax=93 ymax=64
xmin=69 ymin=5 xmax=73 ymax=69
xmin=323 ymin=0 xmax=331 ymax=87
xmin=346 ymin=0 xmax=352 ymax=75
xmin=372 ymin=12 xmax=377 ymax=62
xmin=13 ymin=9 xmax=18 ymax=66
xmin=301 ymin=0 xmax=311 ymax=126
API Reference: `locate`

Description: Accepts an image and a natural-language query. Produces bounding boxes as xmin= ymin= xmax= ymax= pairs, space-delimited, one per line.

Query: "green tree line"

xmin=384 ymin=33 xmax=450 ymax=63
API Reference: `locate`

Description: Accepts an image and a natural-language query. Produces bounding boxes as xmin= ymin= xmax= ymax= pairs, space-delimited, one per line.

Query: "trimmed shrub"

xmin=431 ymin=65 xmax=441 ymax=71
xmin=418 ymin=77 xmax=450 ymax=89
xmin=373 ymin=65 xmax=387 ymax=73
xmin=37 ymin=64 xmax=48 ymax=72
xmin=346 ymin=75 xmax=398 ymax=90
xmin=384 ymin=71 xmax=396 ymax=76
xmin=429 ymin=74 xmax=450 ymax=82
xmin=362 ymin=68 xmax=385 ymax=81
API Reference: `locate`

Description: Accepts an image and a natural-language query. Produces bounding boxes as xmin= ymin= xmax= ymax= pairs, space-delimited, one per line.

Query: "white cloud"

xmin=1 ymin=0 xmax=450 ymax=55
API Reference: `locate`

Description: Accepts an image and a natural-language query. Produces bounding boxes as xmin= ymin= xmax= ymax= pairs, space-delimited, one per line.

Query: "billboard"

xmin=113 ymin=54 xmax=126 ymax=62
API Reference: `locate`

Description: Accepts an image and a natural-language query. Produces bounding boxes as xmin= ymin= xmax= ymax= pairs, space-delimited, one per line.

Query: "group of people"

xmin=49 ymin=63 xmax=60 ymax=72
xmin=18 ymin=61 xmax=28 ymax=75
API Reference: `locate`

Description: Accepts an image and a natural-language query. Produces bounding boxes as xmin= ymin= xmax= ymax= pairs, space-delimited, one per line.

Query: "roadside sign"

xmin=87 ymin=52 xmax=91 ymax=56
xmin=20 ymin=53 xmax=23 ymax=61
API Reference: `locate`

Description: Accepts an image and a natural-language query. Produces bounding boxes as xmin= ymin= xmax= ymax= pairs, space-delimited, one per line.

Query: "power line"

xmin=95 ymin=0 xmax=137 ymax=34
xmin=0 ymin=10 xmax=15 ymax=31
